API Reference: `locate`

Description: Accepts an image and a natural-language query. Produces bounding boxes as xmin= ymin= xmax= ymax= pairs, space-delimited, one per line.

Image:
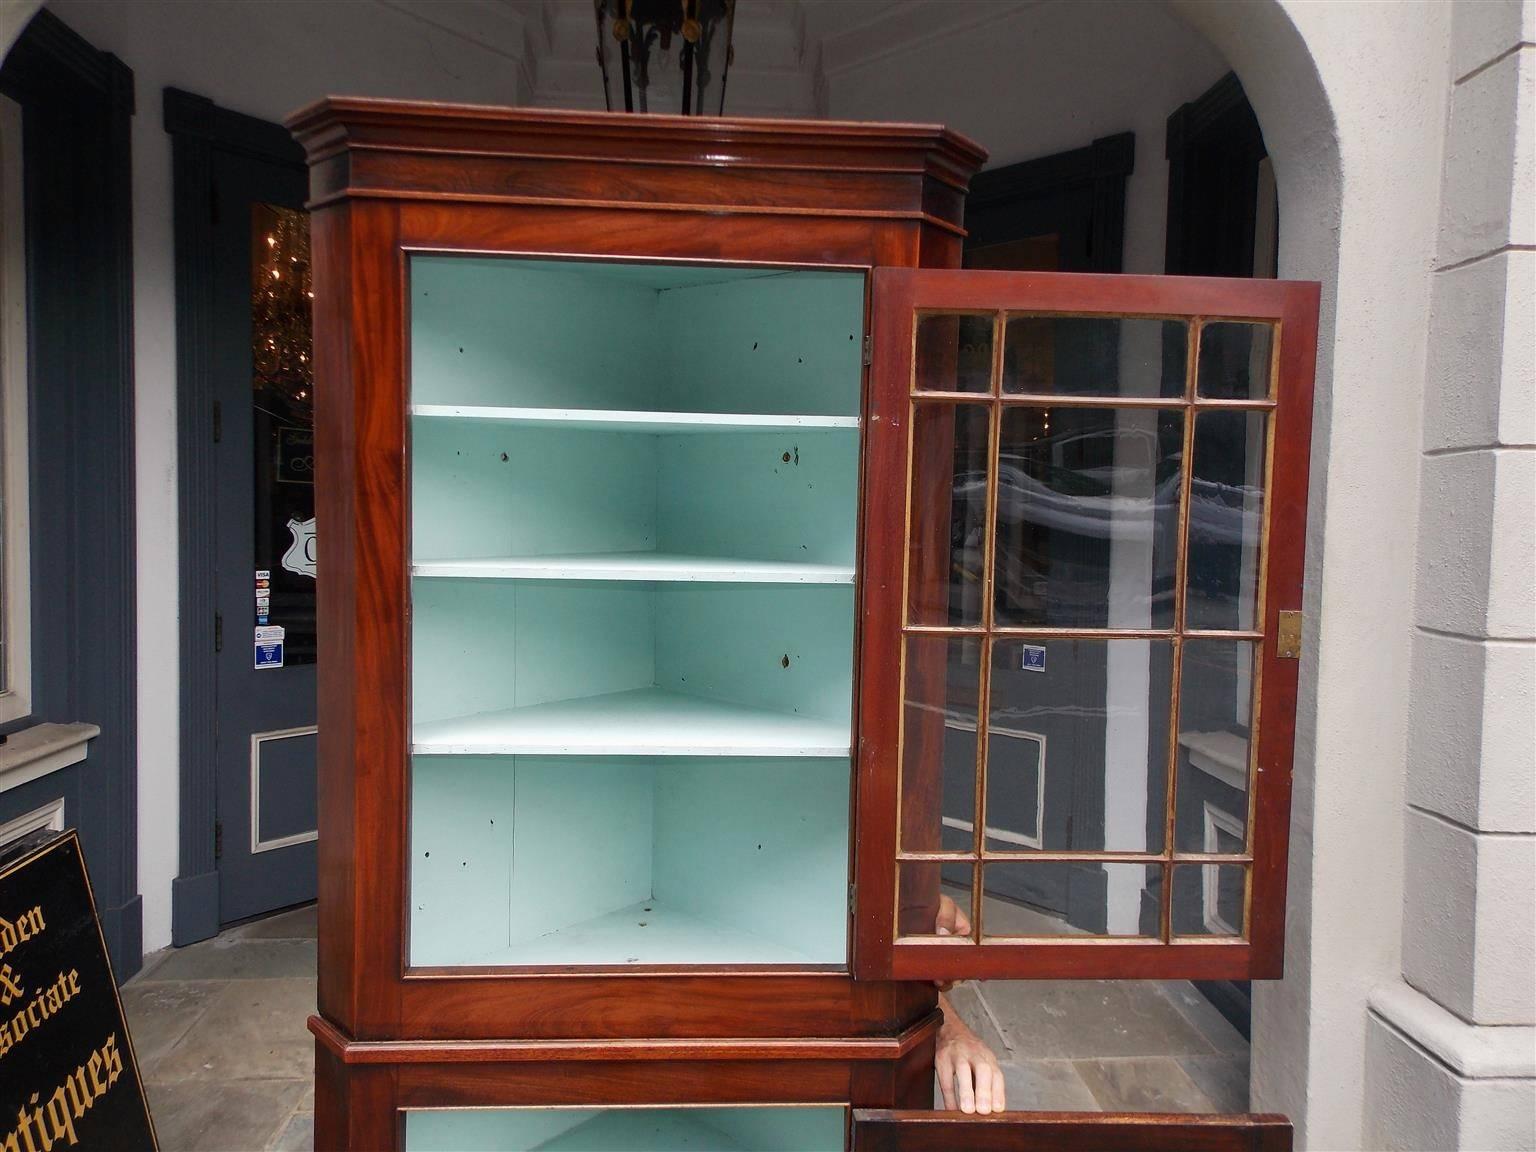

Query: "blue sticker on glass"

xmin=1021 ymin=644 xmax=1047 ymax=673
xmin=254 ymin=625 xmax=285 ymax=669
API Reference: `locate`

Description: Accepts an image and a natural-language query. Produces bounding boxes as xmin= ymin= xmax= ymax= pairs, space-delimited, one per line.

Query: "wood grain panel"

xmin=852 ymin=1111 xmax=1292 ymax=1152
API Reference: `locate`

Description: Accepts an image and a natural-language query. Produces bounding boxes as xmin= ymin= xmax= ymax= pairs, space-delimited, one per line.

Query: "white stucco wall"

xmin=1174 ymin=4 xmax=1460 ymax=1147
xmin=817 ymin=2 xmax=1228 ymax=277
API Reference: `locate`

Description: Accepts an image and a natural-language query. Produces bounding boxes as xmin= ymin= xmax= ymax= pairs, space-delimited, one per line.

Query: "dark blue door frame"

xmin=0 ymin=10 xmax=141 ymax=978
xmin=165 ymin=88 xmax=310 ymax=945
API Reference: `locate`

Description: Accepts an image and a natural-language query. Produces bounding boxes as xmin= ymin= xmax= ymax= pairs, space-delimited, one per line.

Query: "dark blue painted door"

xmin=211 ymin=147 xmax=317 ymax=924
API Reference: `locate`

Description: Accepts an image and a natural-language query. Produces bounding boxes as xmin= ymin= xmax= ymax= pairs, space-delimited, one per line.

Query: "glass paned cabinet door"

xmin=856 ymin=268 xmax=1319 ymax=982
xmin=406 ymin=256 xmax=865 ymax=968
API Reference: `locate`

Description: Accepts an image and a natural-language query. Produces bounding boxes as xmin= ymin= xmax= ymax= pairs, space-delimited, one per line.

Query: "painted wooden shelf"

xmin=412 ymin=551 xmax=854 ymax=584
xmin=465 ymin=898 xmax=822 ymax=969
xmin=411 ymin=403 xmax=859 ymax=434
xmin=412 ymin=687 xmax=849 ymax=757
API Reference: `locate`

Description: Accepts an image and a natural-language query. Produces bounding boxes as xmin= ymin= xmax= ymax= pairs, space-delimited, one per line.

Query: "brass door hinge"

xmin=1276 ymin=610 xmax=1303 ymax=659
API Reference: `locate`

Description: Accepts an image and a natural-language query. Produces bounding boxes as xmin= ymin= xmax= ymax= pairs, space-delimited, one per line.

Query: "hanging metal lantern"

xmin=596 ymin=0 xmax=736 ymax=115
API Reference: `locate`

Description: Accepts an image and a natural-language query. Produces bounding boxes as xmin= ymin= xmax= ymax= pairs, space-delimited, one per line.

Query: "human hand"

xmin=935 ymin=893 xmax=970 ymax=938
xmin=935 ymin=991 xmax=1005 ymax=1114
xmin=932 ymin=894 xmax=970 ymax=992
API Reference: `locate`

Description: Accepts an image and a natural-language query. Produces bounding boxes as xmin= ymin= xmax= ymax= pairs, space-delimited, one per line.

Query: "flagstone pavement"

xmin=121 ymin=904 xmax=1248 ymax=1151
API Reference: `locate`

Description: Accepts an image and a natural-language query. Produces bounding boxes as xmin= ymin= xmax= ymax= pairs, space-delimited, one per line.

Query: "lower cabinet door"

xmin=850 ymin=1110 xmax=1292 ymax=1152
xmin=404 ymin=1104 xmax=848 ymax=1151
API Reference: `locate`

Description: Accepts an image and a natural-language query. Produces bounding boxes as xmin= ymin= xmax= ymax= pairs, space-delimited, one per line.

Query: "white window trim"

xmin=0 ymin=95 xmax=31 ymax=725
xmin=0 ymin=795 xmax=64 ymax=848
xmin=0 ymin=721 xmax=98 ymax=796
xmin=1201 ymin=801 xmax=1245 ymax=936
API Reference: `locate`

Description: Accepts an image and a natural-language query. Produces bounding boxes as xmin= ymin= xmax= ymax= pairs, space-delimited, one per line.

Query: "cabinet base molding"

xmin=309 ymin=1010 xmax=941 ymax=1065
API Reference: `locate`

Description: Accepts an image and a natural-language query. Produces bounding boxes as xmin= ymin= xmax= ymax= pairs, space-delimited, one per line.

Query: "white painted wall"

xmin=813 ymin=1 xmax=1229 ymax=276
xmin=40 ymin=0 xmax=530 ymax=953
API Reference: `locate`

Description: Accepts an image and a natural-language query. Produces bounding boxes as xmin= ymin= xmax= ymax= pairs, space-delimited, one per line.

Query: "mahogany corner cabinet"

xmin=287 ymin=98 xmax=1318 ymax=1152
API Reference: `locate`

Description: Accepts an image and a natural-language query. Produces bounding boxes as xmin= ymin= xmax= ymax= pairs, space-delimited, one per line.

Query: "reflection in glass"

xmin=992 ymin=407 xmax=1182 ymax=628
xmin=1175 ymin=640 xmax=1256 ymax=853
xmin=900 ymin=860 xmax=973 ymax=939
xmin=1186 ymin=411 xmax=1267 ymax=631
xmin=901 ymin=635 xmax=982 ymax=855
xmin=982 ymin=861 xmax=1158 ymax=937
xmin=916 ymin=313 xmax=994 ymax=393
xmin=1173 ymin=863 xmax=1246 ymax=937
xmin=1001 ymin=316 xmax=1186 ymax=398
xmin=989 ymin=639 xmax=1171 ymax=853
xmin=907 ymin=404 xmax=990 ymax=627
xmin=1198 ymin=322 xmax=1273 ymax=400
xmin=251 ymin=203 xmax=317 ymax=663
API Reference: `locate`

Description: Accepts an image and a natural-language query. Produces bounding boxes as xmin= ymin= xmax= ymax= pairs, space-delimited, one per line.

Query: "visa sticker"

xmin=1020 ymin=644 xmax=1047 ymax=673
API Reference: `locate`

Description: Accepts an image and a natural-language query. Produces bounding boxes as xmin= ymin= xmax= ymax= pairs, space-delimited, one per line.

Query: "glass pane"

xmin=907 ymin=404 xmax=991 ymax=627
xmin=899 ymin=860 xmax=974 ymax=939
xmin=1198 ymin=321 xmax=1273 ymax=400
xmin=982 ymin=861 xmax=1159 ymax=937
xmin=901 ymin=635 xmax=982 ymax=854
xmin=1001 ymin=317 xmax=1186 ymax=398
xmin=1173 ymin=863 xmax=1247 ymax=937
xmin=915 ymin=312 xmax=994 ymax=393
xmin=993 ymin=407 xmax=1182 ymax=628
xmin=251 ymin=202 xmax=316 ymax=663
xmin=1176 ymin=639 xmax=1256 ymax=853
xmin=989 ymin=639 xmax=1172 ymax=853
xmin=1186 ymin=411 xmax=1268 ymax=631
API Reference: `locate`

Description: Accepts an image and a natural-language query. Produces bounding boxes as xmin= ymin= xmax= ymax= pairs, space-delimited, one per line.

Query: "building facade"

xmin=0 ymin=1 xmax=1531 ymax=1147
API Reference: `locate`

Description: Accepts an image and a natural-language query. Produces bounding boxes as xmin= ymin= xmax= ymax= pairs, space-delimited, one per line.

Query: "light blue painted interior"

xmin=653 ymin=759 xmax=849 ymax=960
xmin=411 ymin=258 xmax=662 ymax=409
xmin=409 ymin=756 xmax=515 ymax=965
xmin=412 ymin=423 xmax=857 ymax=568
xmin=656 ymin=430 xmax=858 ymax=566
xmin=411 ymin=580 xmax=657 ymax=725
xmin=654 ymin=585 xmax=854 ymax=725
xmin=658 ymin=273 xmax=863 ymax=416
xmin=411 ymin=256 xmax=863 ymax=415
xmin=409 ymin=756 xmax=848 ymax=966
xmin=405 ymin=1106 xmax=846 ymax=1152
xmin=412 ymin=582 xmax=852 ymax=731
xmin=407 ymin=254 xmax=863 ymax=969
xmin=507 ymin=758 xmax=655 ymax=947
xmin=412 ymin=420 xmax=658 ymax=560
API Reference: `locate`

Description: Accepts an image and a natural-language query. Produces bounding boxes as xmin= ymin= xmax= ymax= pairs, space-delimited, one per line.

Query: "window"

xmin=0 ymin=95 xmax=31 ymax=725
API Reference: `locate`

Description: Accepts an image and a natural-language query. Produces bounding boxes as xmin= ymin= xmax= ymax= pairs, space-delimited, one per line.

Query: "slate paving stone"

xmin=999 ymin=1060 xmax=1101 ymax=1110
xmin=1177 ymin=1054 xmax=1250 ymax=1112
xmin=980 ymin=980 xmax=1220 ymax=1059
xmin=237 ymin=903 xmax=318 ymax=941
xmin=150 ymin=977 xmax=317 ymax=1082
xmin=268 ymin=1110 xmax=315 ymax=1151
xmin=147 ymin=1078 xmax=305 ymax=1152
xmin=123 ymin=907 xmax=1247 ymax=1139
xmin=1075 ymin=1057 xmax=1218 ymax=1112
xmin=119 ymin=980 xmax=222 ymax=1075
xmin=1155 ymin=981 xmax=1250 ymax=1054
xmin=136 ymin=938 xmax=317 ymax=982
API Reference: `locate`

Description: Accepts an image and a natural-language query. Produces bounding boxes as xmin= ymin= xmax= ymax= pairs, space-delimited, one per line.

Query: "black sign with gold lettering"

xmin=0 ymin=830 xmax=157 ymax=1151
